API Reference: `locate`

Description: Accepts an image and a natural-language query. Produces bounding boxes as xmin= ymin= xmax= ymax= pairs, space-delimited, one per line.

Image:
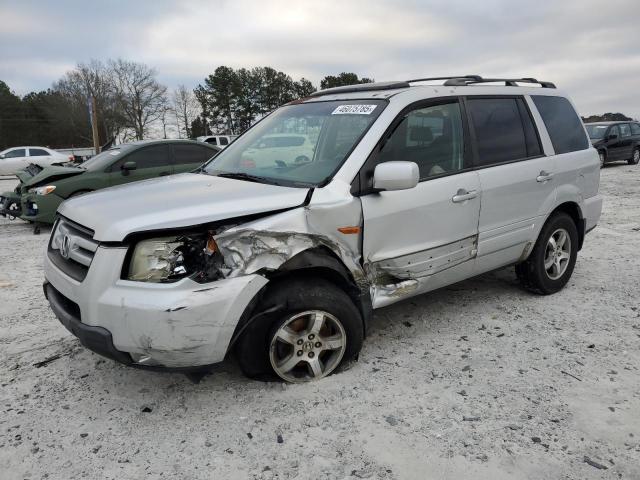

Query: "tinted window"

xmin=173 ymin=144 xmax=215 ymax=165
xmin=632 ymin=123 xmax=640 ymax=135
xmin=205 ymin=137 xmax=217 ymax=145
xmin=532 ymin=96 xmax=589 ymax=154
xmin=609 ymin=125 xmax=620 ymax=138
xmin=378 ymin=102 xmax=465 ymax=179
xmin=4 ymin=149 xmax=26 ymax=158
xmin=116 ymin=145 xmax=171 ymax=170
xmin=619 ymin=124 xmax=631 ymax=137
xmin=219 ymin=137 xmax=229 ymax=145
xmin=468 ymin=98 xmax=529 ymax=165
xmin=29 ymin=148 xmax=50 ymax=156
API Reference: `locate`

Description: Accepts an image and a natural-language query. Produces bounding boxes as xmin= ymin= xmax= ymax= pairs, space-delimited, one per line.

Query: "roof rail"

xmin=443 ymin=76 xmax=556 ymax=88
xmin=405 ymin=75 xmax=483 ymax=83
xmin=308 ymin=81 xmax=410 ymax=97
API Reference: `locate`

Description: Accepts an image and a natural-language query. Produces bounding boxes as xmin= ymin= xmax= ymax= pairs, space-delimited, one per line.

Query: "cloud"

xmin=0 ymin=0 xmax=638 ymax=118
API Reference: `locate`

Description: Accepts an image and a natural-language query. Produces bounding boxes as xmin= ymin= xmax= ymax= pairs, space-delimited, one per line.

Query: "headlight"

xmin=29 ymin=185 xmax=56 ymax=195
xmin=126 ymin=233 xmax=224 ymax=283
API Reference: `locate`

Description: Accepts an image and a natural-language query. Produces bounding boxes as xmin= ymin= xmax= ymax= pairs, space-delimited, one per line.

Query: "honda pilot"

xmin=43 ymin=76 xmax=603 ymax=383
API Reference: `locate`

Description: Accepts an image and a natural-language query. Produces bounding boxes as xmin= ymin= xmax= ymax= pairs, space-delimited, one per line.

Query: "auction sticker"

xmin=332 ymin=104 xmax=377 ymax=115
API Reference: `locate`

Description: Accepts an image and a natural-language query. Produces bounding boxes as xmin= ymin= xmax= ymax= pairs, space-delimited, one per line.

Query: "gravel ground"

xmin=0 ymin=164 xmax=639 ymax=480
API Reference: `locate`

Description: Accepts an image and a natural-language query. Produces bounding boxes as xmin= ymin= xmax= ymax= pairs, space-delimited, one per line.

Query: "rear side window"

xmin=467 ymin=97 xmax=540 ymax=166
xmin=632 ymin=123 xmax=640 ymax=135
xmin=173 ymin=144 xmax=215 ymax=165
xmin=219 ymin=137 xmax=229 ymax=145
xmin=532 ymin=96 xmax=589 ymax=154
xmin=619 ymin=124 xmax=631 ymax=137
xmin=114 ymin=145 xmax=171 ymax=170
xmin=29 ymin=148 xmax=50 ymax=156
xmin=205 ymin=137 xmax=217 ymax=145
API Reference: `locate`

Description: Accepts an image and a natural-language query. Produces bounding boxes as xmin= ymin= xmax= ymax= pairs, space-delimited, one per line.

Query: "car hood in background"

xmin=22 ymin=165 xmax=85 ymax=188
xmin=58 ymin=173 xmax=310 ymax=242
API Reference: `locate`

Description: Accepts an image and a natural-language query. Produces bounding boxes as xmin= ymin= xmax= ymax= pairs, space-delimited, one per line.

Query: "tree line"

xmin=0 ymin=62 xmax=372 ymax=151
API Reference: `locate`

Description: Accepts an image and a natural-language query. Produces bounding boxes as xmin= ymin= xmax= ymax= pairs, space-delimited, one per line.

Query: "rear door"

xmin=107 ymin=144 xmax=172 ymax=186
xmin=467 ymin=96 xmax=555 ymax=273
xmin=360 ymin=99 xmax=481 ymax=307
xmin=618 ymin=123 xmax=634 ymax=159
xmin=605 ymin=125 xmax=623 ymax=160
xmin=172 ymin=143 xmax=217 ymax=173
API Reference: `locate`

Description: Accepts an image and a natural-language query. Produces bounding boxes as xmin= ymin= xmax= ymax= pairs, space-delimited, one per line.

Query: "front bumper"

xmin=0 ymin=191 xmax=22 ymax=218
xmin=44 ymin=244 xmax=269 ymax=368
xmin=21 ymin=193 xmax=62 ymax=224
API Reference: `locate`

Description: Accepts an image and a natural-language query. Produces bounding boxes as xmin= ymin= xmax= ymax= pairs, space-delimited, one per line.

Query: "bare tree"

xmin=110 ymin=59 xmax=167 ymax=140
xmin=172 ymin=84 xmax=200 ymax=138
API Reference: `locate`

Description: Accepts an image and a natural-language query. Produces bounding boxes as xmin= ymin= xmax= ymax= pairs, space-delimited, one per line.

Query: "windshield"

xmin=585 ymin=124 xmax=609 ymax=140
xmin=204 ymin=100 xmax=386 ymax=186
xmin=81 ymin=146 xmax=132 ymax=171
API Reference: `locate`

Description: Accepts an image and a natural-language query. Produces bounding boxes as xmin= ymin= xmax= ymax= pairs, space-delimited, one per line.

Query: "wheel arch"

xmin=549 ymin=201 xmax=585 ymax=250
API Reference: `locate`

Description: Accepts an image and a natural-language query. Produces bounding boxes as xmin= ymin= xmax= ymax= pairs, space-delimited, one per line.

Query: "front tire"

xmin=516 ymin=212 xmax=578 ymax=295
xmin=598 ymin=151 xmax=606 ymax=168
xmin=629 ymin=147 xmax=640 ymax=165
xmin=235 ymin=277 xmax=363 ymax=383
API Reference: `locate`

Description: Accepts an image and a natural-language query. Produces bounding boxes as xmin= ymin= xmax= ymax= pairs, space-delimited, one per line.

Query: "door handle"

xmin=536 ymin=170 xmax=554 ymax=182
xmin=452 ymin=189 xmax=478 ymax=203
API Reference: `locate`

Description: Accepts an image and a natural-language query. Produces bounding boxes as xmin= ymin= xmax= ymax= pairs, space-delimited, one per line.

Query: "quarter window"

xmin=29 ymin=148 xmax=50 ymax=156
xmin=467 ymin=98 xmax=539 ymax=166
xmin=377 ymin=102 xmax=466 ymax=179
xmin=631 ymin=123 xmax=640 ymax=135
xmin=619 ymin=124 xmax=631 ymax=137
xmin=219 ymin=137 xmax=229 ymax=145
xmin=532 ymin=96 xmax=589 ymax=154
xmin=4 ymin=149 xmax=26 ymax=158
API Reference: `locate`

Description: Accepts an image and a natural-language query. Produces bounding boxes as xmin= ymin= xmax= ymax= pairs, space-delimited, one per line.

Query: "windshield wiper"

xmin=215 ymin=172 xmax=272 ymax=184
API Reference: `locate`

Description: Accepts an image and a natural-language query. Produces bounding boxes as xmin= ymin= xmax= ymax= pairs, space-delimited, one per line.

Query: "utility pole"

xmin=90 ymin=95 xmax=100 ymax=155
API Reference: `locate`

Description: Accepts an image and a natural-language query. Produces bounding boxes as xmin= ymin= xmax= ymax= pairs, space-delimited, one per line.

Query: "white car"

xmin=196 ymin=135 xmax=237 ymax=149
xmin=0 ymin=146 xmax=69 ymax=176
xmin=241 ymin=133 xmax=315 ymax=168
xmin=44 ymin=76 xmax=602 ymax=383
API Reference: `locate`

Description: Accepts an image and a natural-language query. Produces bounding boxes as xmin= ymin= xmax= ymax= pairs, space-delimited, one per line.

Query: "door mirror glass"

xmin=373 ymin=161 xmax=419 ymax=191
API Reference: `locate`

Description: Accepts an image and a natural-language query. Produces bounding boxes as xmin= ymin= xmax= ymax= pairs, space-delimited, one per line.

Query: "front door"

xmin=360 ymin=99 xmax=481 ymax=308
xmin=617 ymin=123 xmax=634 ymax=160
xmin=108 ymin=144 xmax=173 ymax=186
xmin=606 ymin=125 xmax=623 ymax=160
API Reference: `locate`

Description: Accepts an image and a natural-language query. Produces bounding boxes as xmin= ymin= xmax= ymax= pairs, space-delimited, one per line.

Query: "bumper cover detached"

xmin=44 ymin=281 xmax=133 ymax=365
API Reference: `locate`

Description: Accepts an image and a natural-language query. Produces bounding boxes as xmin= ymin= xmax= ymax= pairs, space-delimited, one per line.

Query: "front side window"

xmin=173 ymin=144 xmax=215 ymax=165
xmin=29 ymin=148 xmax=50 ymax=156
xmin=467 ymin=98 xmax=536 ymax=166
xmin=609 ymin=125 xmax=620 ymax=139
xmin=205 ymin=137 xmax=218 ymax=145
xmin=619 ymin=124 xmax=631 ymax=137
xmin=204 ymin=100 xmax=385 ymax=187
xmin=377 ymin=102 xmax=465 ymax=179
xmin=532 ymin=96 xmax=589 ymax=154
xmin=114 ymin=145 xmax=171 ymax=170
xmin=4 ymin=148 xmax=26 ymax=158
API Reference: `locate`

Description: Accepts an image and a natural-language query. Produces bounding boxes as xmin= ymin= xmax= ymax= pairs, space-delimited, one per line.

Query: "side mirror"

xmin=0 ymin=154 xmax=5 ymax=159
xmin=373 ymin=161 xmax=419 ymax=191
xmin=121 ymin=161 xmax=137 ymax=175
xmin=608 ymin=134 xmax=618 ymax=141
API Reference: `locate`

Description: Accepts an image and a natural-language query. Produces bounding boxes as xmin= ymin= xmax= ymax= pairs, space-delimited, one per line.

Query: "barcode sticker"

xmin=331 ymin=104 xmax=377 ymax=115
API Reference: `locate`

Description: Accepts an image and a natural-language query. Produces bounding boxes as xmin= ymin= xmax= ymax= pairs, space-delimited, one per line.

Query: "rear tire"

xmin=516 ymin=212 xmax=578 ymax=295
xmin=235 ymin=277 xmax=363 ymax=382
xmin=629 ymin=147 xmax=640 ymax=165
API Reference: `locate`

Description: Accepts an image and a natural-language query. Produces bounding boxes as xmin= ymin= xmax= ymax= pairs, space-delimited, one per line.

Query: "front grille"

xmin=48 ymin=217 xmax=99 ymax=282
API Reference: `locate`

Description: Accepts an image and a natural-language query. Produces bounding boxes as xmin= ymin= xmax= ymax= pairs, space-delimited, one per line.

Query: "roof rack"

xmin=406 ymin=75 xmax=483 ymax=83
xmin=308 ymin=81 xmax=410 ymax=97
xmin=442 ymin=76 xmax=556 ymax=88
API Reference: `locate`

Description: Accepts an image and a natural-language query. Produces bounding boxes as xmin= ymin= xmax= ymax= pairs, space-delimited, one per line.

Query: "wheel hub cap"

xmin=544 ymin=228 xmax=571 ymax=280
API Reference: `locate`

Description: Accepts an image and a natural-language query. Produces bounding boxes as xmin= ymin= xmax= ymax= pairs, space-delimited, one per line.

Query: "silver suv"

xmin=44 ymin=76 xmax=603 ymax=383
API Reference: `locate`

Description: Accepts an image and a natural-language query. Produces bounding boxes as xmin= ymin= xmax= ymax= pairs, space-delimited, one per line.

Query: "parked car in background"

xmin=0 ymin=147 xmax=69 ymax=175
xmin=3 ymin=139 xmax=219 ymax=224
xmin=196 ymin=135 xmax=237 ymax=149
xmin=241 ymin=133 xmax=315 ymax=168
xmin=584 ymin=121 xmax=640 ymax=167
xmin=43 ymin=76 xmax=602 ymax=384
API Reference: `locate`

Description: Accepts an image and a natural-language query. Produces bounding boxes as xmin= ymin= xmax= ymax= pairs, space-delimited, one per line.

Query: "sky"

xmin=0 ymin=0 xmax=639 ymax=119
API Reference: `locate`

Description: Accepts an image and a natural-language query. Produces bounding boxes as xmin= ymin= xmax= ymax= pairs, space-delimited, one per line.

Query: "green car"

xmin=2 ymin=139 xmax=219 ymax=225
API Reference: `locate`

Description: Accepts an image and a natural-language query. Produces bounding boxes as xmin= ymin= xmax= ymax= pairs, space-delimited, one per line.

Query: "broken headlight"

xmin=126 ymin=233 xmax=224 ymax=283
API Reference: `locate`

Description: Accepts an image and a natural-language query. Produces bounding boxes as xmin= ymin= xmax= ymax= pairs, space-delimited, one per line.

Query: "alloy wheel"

xmin=544 ymin=228 xmax=571 ymax=280
xmin=269 ymin=310 xmax=347 ymax=383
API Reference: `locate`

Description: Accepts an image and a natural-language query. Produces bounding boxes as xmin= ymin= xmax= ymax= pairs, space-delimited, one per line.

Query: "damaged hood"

xmin=22 ymin=165 xmax=85 ymax=187
xmin=58 ymin=173 xmax=310 ymax=241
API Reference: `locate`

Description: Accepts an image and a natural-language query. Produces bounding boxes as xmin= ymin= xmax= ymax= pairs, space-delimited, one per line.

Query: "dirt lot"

xmin=0 ymin=165 xmax=639 ymax=480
